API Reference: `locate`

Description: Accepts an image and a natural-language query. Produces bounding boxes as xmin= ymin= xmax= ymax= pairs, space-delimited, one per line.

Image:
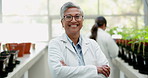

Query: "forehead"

xmin=64 ymin=7 xmax=81 ymax=15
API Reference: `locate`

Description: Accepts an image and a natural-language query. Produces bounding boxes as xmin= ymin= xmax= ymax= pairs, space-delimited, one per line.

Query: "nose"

xmin=71 ymin=17 xmax=77 ymax=22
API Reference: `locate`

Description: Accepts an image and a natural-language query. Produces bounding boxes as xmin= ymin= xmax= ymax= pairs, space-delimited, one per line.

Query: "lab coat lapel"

xmin=60 ymin=34 xmax=76 ymax=54
xmin=81 ymin=37 xmax=89 ymax=55
xmin=65 ymin=42 xmax=76 ymax=53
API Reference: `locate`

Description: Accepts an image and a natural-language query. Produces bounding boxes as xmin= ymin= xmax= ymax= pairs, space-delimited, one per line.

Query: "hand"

xmin=60 ymin=60 xmax=67 ymax=66
xmin=97 ymin=65 xmax=110 ymax=77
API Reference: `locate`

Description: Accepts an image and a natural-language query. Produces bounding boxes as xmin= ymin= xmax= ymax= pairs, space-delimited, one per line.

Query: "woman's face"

xmin=61 ymin=7 xmax=83 ymax=36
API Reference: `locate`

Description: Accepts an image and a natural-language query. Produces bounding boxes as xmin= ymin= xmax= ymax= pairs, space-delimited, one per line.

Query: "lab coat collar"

xmin=60 ymin=33 xmax=76 ymax=54
xmin=98 ymin=28 xmax=104 ymax=31
xmin=60 ymin=33 xmax=89 ymax=55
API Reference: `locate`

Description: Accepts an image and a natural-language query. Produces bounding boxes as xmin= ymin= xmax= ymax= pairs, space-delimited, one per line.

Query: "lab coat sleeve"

xmin=106 ymin=35 xmax=119 ymax=59
xmin=89 ymin=39 xmax=109 ymax=78
xmin=48 ymin=39 xmax=100 ymax=78
xmin=91 ymin=40 xmax=109 ymax=66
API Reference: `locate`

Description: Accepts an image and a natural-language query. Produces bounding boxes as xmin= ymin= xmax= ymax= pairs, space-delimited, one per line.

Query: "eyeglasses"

xmin=63 ymin=15 xmax=83 ymax=21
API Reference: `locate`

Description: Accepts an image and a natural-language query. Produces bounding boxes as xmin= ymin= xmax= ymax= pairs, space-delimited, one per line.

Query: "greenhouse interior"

xmin=0 ymin=0 xmax=148 ymax=78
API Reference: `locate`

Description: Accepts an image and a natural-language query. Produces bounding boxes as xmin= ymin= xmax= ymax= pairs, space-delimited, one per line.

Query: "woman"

xmin=90 ymin=16 xmax=119 ymax=78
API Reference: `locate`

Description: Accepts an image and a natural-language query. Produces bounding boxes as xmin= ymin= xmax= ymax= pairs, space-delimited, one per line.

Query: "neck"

xmin=68 ymin=33 xmax=80 ymax=45
xmin=99 ymin=25 xmax=106 ymax=30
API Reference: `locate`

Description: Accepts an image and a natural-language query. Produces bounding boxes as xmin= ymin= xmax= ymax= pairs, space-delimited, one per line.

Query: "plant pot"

xmin=121 ymin=46 xmax=125 ymax=60
xmin=0 ymin=52 xmax=11 ymax=68
xmin=17 ymin=43 xmax=25 ymax=57
xmin=136 ymin=53 xmax=147 ymax=74
xmin=132 ymin=52 xmax=138 ymax=69
xmin=6 ymin=43 xmax=18 ymax=51
xmin=0 ymin=57 xmax=9 ymax=77
xmin=122 ymin=47 xmax=128 ymax=62
xmin=1 ymin=50 xmax=19 ymax=72
xmin=138 ymin=51 xmax=148 ymax=75
xmin=118 ymin=46 xmax=122 ymax=57
xmin=6 ymin=43 xmax=25 ymax=57
xmin=124 ymin=48 xmax=129 ymax=63
xmin=127 ymin=50 xmax=133 ymax=66
xmin=138 ymin=56 xmax=148 ymax=75
xmin=22 ymin=43 xmax=31 ymax=54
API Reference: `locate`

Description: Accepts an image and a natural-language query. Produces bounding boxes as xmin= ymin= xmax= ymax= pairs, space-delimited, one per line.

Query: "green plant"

xmin=107 ymin=27 xmax=118 ymax=35
xmin=128 ymin=26 xmax=148 ymax=56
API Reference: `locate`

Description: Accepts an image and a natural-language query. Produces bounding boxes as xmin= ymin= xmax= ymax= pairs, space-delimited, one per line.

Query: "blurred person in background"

xmin=90 ymin=16 xmax=119 ymax=78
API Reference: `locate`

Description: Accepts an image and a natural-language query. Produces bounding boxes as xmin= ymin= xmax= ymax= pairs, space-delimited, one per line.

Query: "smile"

xmin=69 ymin=25 xmax=78 ymax=27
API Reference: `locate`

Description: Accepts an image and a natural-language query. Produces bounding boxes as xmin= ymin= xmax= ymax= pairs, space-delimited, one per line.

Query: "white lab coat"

xmin=96 ymin=28 xmax=119 ymax=78
xmin=48 ymin=33 xmax=109 ymax=78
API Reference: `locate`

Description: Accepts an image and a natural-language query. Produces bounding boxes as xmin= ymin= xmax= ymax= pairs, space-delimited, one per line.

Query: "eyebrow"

xmin=64 ymin=14 xmax=82 ymax=16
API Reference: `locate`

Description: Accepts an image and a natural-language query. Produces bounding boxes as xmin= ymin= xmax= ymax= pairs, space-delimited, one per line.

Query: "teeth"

xmin=70 ymin=25 xmax=77 ymax=27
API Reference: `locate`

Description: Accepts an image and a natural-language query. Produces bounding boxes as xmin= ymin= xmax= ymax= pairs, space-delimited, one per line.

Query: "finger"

xmin=102 ymin=67 xmax=110 ymax=76
xmin=97 ymin=67 xmax=103 ymax=73
xmin=97 ymin=66 xmax=110 ymax=77
xmin=103 ymin=69 xmax=110 ymax=77
xmin=98 ymin=67 xmax=108 ymax=77
xmin=103 ymin=65 xmax=110 ymax=69
xmin=101 ymin=69 xmax=108 ymax=77
xmin=60 ymin=61 xmax=67 ymax=66
xmin=103 ymin=66 xmax=110 ymax=73
xmin=103 ymin=65 xmax=110 ymax=73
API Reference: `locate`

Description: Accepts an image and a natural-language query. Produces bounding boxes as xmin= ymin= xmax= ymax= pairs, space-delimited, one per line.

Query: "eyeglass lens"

xmin=64 ymin=15 xmax=83 ymax=21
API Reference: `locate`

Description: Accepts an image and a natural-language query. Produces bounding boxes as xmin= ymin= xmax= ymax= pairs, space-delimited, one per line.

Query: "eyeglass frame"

xmin=63 ymin=15 xmax=83 ymax=22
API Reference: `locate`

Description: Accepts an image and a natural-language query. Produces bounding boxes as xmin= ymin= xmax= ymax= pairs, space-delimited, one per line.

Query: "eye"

xmin=75 ymin=16 xmax=80 ymax=19
xmin=65 ymin=16 xmax=72 ymax=19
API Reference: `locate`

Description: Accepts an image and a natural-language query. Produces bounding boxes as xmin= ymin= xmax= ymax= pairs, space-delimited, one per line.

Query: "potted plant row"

xmin=0 ymin=50 xmax=19 ymax=78
xmin=111 ymin=26 xmax=148 ymax=75
xmin=0 ymin=42 xmax=32 ymax=78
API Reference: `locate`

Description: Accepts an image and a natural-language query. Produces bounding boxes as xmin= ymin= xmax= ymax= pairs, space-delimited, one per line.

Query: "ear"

xmin=82 ymin=18 xmax=84 ymax=21
xmin=103 ymin=24 xmax=106 ymax=30
xmin=61 ymin=19 xmax=64 ymax=27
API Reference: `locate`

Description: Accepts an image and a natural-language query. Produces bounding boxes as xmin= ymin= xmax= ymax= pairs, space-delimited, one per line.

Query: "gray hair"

xmin=60 ymin=2 xmax=84 ymax=19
